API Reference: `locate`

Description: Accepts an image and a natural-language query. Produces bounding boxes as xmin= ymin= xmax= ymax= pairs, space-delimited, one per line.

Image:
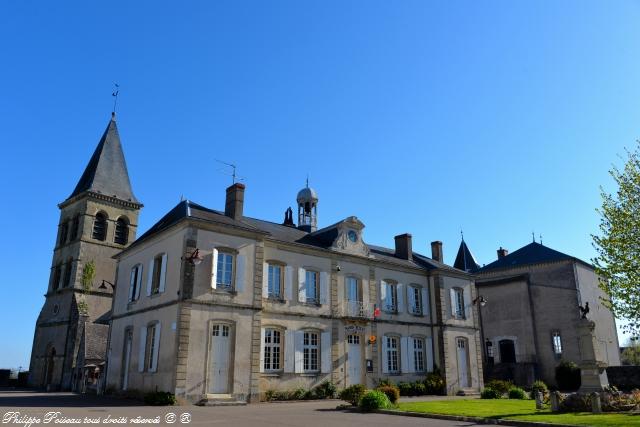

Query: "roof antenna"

xmin=111 ymin=83 xmax=120 ymax=115
xmin=539 ymin=234 xmax=543 ymax=245
xmin=460 ymin=229 xmax=464 ymax=242
xmin=532 ymin=231 xmax=536 ymax=243
xmin=215 ymin=159 xmax=244 ymax=184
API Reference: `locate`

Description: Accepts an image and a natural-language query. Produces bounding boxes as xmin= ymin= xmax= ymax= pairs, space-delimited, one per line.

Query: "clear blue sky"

xmin=1 ymin=1 xmax=639 ymax=369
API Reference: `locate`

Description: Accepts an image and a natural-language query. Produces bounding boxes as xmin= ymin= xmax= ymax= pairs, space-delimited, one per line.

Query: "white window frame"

xmin=129 ymin=263 xmax=143 ymax=302
xmin=263 ymin=328 xmax=282 ymax=372
xmin=453 ymin=287 xmax=465 ymax=319
xmin=303 ymin=330 xmax=319 ymax=372
xmin=345 ymin=276 xmax=359 ymax=302
xmin=383 ymin=281 xmax=398 ymax=313
xmin=412 ymin=337 xmax=426 ymax=373
xmin=267 ymin=264 xmax=283 ymax=299
xmin=217 ymin=252 xmax=234 ymax=290
xmin=145 ymin=322 xmax=160 ymax=372
xmin=305 ymin=270 xmax=319 ymax=304
xmin=410 ymin=285 xmax=422 ymax=315
xmin=385 ymin=335 xmax=400 ymax=374
xmin=552 ymin=331 xmax=562 ymax=356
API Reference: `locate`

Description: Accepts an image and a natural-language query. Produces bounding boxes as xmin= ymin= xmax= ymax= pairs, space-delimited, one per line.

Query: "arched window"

xmin=59 ymin=221 xmax=69 ymax=245
xmin=63 ymin=258 xmax=73 ymax=288
xmin=92 ymin=212 xmax=107 ymax=241
xmin=52 ymin=265 xmax=62 ymax=291
xmin=114 ymin=217 xmax=129 ymax=245
xmin=70 ymin=215 xmax=80 ymax=241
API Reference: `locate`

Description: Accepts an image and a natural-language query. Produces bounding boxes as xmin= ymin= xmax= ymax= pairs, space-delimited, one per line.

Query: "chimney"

xmin=497 ymin=247 xmax=509 ymax=259
xmin=394 ymin=233 xmax=413 ymax=260
xmin=431 ymin=241 xmax=443 ymax=263
xmin=225 ymin=183 xmax=245 ymax=221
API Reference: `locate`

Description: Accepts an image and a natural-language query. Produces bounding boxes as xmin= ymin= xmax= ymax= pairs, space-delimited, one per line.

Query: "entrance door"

xmin=208 ymin=325 xmax=231 ymax=394
xmin=347 ymin=335 xmax=362 ymax=386
xmin=456 ymin=338 xmax=469 ymax=388
xmin=44 ymin=347 xmax=55 ymax=387
xmin=122 ymin=330 xmax=132 ymax=390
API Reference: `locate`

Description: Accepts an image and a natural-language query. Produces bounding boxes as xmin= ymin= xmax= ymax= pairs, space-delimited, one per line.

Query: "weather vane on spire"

xmin=461 ymin=229 xmax=464 ymax=241
xmin=112 ymin=83 xmax=120 ymax=114
xmin=306 ymin=174 xmax=309 ymax=188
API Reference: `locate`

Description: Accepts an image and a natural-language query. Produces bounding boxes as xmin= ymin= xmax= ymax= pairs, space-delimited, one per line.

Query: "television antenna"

xmin=215 ymin=159 xmax=244 ymax=184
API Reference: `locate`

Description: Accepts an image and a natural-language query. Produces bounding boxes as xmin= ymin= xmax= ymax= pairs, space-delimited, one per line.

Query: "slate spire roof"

xmin=453 ymin=239 xmax=481 ymax=272
xmin=67 ymin=113 xmax=139 ymax=204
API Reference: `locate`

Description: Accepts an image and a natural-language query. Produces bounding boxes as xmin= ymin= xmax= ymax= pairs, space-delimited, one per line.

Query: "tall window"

xmin=413 ymin=337 xmax=426 ymax=372
xmin=263 ymin=329 xmax=282 ymax=371
xmin=385 ymin=336 xmax=399 ymax=373
xmin=59 ymin=221 xmax=69 ymax=245
xmin=383 ymin=281 xmax=397 ymax=312
xmin=410 ymin=285 xmax=422 ymax=315
xmin=552 ymin=331 xmax=562 ymax=356
xmin=217 ymin=252 xmax=234 ymax=289
xmin=52 ymin=265 xmax=62 ymax=291
xmin=305 ymin=270 xmax=319 ymax=304
xmin=63 ymin=258 xmax=73 ymax=288
xmin=453 ymin=287 xmax=465 ymax=319
xmin=114 ymin=217 xmax=129 ymax=245
xmin=70 ymin=215 xmax=80 ymax=241
xmin=303 ymin=331 xmax=319 ymax=372
xmin=146 ymin=323 xmax=158 ymax=371
xmin=92 ymin=212 xmax=107 ymax=241
xmin=151 ymin=255 xmax=164 ymax=294
xmin=129 ymin=264 xmax=143 ymax=302
xmin=268 ymin=264 xmax=283 ymax=299
xmin=345 ymin=277 xmax=359 ymax=301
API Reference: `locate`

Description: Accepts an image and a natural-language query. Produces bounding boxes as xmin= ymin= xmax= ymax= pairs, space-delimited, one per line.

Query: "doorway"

xmin=208 ymin=324 xmax=232 ymax=394
xmin=499 ymin=339 xmax=516 ymax=363
xmin=456 ymin=338 xmax=470 ymax=388
xmin=346 ymin=334 xmax=362 ymax=386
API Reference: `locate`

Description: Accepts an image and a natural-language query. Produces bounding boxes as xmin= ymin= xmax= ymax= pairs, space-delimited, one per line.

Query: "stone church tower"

xmin=29 ymin=113 xmax=142 ymax=390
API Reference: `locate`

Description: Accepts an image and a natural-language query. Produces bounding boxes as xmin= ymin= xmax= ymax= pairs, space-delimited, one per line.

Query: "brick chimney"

xmin=394 ymin=233 xmax=412 ymax=260
xmin=431 ymin=241 xmax=443 ymax=263
xmin=225 ymin=183 xmax=245 ymax=221
xmin=497 ymin=247 xmax=508 ymax=259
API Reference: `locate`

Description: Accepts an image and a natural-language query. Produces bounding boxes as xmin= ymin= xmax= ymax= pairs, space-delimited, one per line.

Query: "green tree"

xmin=593 ymin=143 xmax=640 ymax=336
xmin=621 ymin=339 xmax=640 ymax=366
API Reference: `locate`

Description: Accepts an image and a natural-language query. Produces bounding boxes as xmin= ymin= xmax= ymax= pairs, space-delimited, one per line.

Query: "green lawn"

xmin=396 ymin=400 xmax=640 ymax=427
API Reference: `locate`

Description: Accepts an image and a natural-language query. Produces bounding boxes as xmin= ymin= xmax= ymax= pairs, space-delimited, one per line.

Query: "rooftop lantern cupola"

xmin=296 ymin=179 xmax=318 ymax=232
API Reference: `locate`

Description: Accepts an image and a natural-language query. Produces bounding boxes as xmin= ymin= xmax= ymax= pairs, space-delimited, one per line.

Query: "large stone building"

xmin=104 ymin=181 xmax=485 ymax=403
xmin=28 ymin=113 xmax=142 ymax=390
xmin=454 ymin=240 xmax=620 ymax=387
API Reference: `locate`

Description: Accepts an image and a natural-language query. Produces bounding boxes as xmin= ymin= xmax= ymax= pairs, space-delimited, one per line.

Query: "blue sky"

xmin=1 ymin=1 xmax=639 ymax=369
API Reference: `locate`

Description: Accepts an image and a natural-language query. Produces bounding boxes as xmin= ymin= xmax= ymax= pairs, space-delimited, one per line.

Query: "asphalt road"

xmin=0 ymin=390 xmax=481 ymax=427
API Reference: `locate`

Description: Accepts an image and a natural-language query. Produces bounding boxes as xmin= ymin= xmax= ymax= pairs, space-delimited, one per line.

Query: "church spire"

xmin=66 ymin=114 xmax=140 ymax=204
xmin=454 ymin=237 xmax=480 ymax=272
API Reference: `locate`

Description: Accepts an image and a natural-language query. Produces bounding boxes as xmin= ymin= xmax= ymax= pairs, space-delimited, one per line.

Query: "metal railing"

xmin=334 ymin=300 xmax=374 ymax=318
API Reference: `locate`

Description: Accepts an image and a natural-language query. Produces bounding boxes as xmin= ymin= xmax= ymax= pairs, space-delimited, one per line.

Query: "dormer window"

xmin=92 ymin=212 xmax=107 ymax=241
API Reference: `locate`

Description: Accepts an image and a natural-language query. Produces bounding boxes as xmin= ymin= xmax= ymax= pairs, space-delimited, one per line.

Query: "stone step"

xmin=196 ymin=394 xmax=247 ymax=406
xmin=456 ymin=388 xmax=481 ymax=396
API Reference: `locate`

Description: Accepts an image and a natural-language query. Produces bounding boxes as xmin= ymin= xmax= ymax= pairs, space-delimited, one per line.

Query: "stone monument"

xmin=577 ymin=318 xmax=609 ymax=393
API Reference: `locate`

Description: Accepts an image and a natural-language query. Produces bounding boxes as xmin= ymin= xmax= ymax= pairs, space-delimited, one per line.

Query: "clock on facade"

xmin=347 ymin=230 xmax=358 ymax=243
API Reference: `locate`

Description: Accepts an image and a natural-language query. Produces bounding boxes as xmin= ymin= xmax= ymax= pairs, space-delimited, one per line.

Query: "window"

xmin=552 ymin=331 xmax=562 ymax=356
xmin=305 ymin=270 xmax=319 ymax=304
xmin=114 ymin=217 xmax=129 ymax=245
xmin=409 ymin=285 xmax=422 ymax=315
xmin=303 ymin=331 xmax=319 ymax=372
xmin=70 ymin=215 xmax=80 ymax=241
xmin=59 ymin=222 xmax=69 ymax=245
xmin=146 ymin=323 xmax=158 ymax=372
xmin=267 ymin=264 xmax=283 ymax=299
xmin=63 ymin=258 xmax=73 ymax=288
xmin=345 ymin=277 xmax=359 ymax=302
xmin=151 ymin=255 xmax=164 ymax=295
xmin=385 ymin=336 xmax=400 ymax=373
xmin=413 ymin=337 xmax=426 ymax=372
xmin=383 ymin=281 xmax=397 ymax=312
xmin=216 ymin=252 xmax=234 ymax=289
xmin=129 ymin=264 xmax=143 ymax=302
xmin=212 ymin=324 xmax=230 ymax=337
xmin=92 ymin=212 xmax=107 ymax=241
xmin=263 ymin=328 xmax=282 ymax=371
xmin=453 ymin=287 xmax=465 ymax=319
xmin=52 ymin=265 xmax=62 ymax=291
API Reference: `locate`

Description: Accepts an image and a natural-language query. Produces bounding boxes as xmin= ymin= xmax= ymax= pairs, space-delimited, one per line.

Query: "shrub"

xmin=424 ymin=370 xmax=446 ymax=395
xmin=314 ymin=381 xmax=337 ymax=399
xmin=359 ymin=390 xmax=392 ymax=412
xmin=339 ymin=384 xmax=366 ymax=406
xmin=290 ymin=388 xmax=307 ymax=400
xmin=480 ymin=388 xmax=501 ymax=399
xmin=530 ymin=380 xmax=548 ymax=397
xmin=485 ymin=379 xmax=513 ymax=396
xmin=377 ymin=378 xmax=393 ymax=387
xmin=560 ymin=392 xmax=590 ymax=412
xmin=376 ymin=384 xmax=400 ymax=404
xmin=412 ymin=382 xmax=426 ymax=396
xmin=555 ymin=360 xmax=581 ymax=391
xmin=397 ymin=382 xmax=413 ymax=396
xmin=508 ymin=387 xmax=528 ymax=400
xmin=143 ymin=391 xmax=176 ymax=406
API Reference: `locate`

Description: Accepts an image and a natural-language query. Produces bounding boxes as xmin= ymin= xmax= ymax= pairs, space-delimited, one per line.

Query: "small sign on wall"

xmin=366 ymin=359 xmax=373 ymax=373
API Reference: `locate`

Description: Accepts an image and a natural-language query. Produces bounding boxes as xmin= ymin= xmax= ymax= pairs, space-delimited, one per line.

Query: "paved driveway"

xmin=0 ymin=390 xmax=481 ymax=427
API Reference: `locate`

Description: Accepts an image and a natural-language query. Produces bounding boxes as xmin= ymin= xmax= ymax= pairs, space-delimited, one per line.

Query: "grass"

xmin=396 ymin=399 xmax=640 ymax=426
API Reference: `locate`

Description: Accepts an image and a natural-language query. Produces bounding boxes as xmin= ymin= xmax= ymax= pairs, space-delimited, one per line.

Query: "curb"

xmin=376 ymin=409 xmax=580 ymax=427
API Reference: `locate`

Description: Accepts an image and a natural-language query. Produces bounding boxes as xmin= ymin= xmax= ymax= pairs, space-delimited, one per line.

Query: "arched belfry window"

xmin=92 ymin=212 xmax=107 ymax=241
xmin=114 ymin=217 xmax=129 ymax=245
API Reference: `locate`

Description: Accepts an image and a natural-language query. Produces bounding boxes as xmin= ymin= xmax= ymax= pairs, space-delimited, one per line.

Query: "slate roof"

xmin=123 ymin=199 xmax=462 ymax=273
xmin=67 ymin=113 xmax=139 ymax=204
xmin=453 ymin=240 xmax=481 ymax=272
xmin=83 ymin=323 xmax=109 ymax=361
xmin=478 ymin=242 xmax=589 ymax=272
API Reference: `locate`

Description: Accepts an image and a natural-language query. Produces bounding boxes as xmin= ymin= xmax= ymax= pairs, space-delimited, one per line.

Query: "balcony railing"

xmin=334 ymin=300 xmax=374 ymax=319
